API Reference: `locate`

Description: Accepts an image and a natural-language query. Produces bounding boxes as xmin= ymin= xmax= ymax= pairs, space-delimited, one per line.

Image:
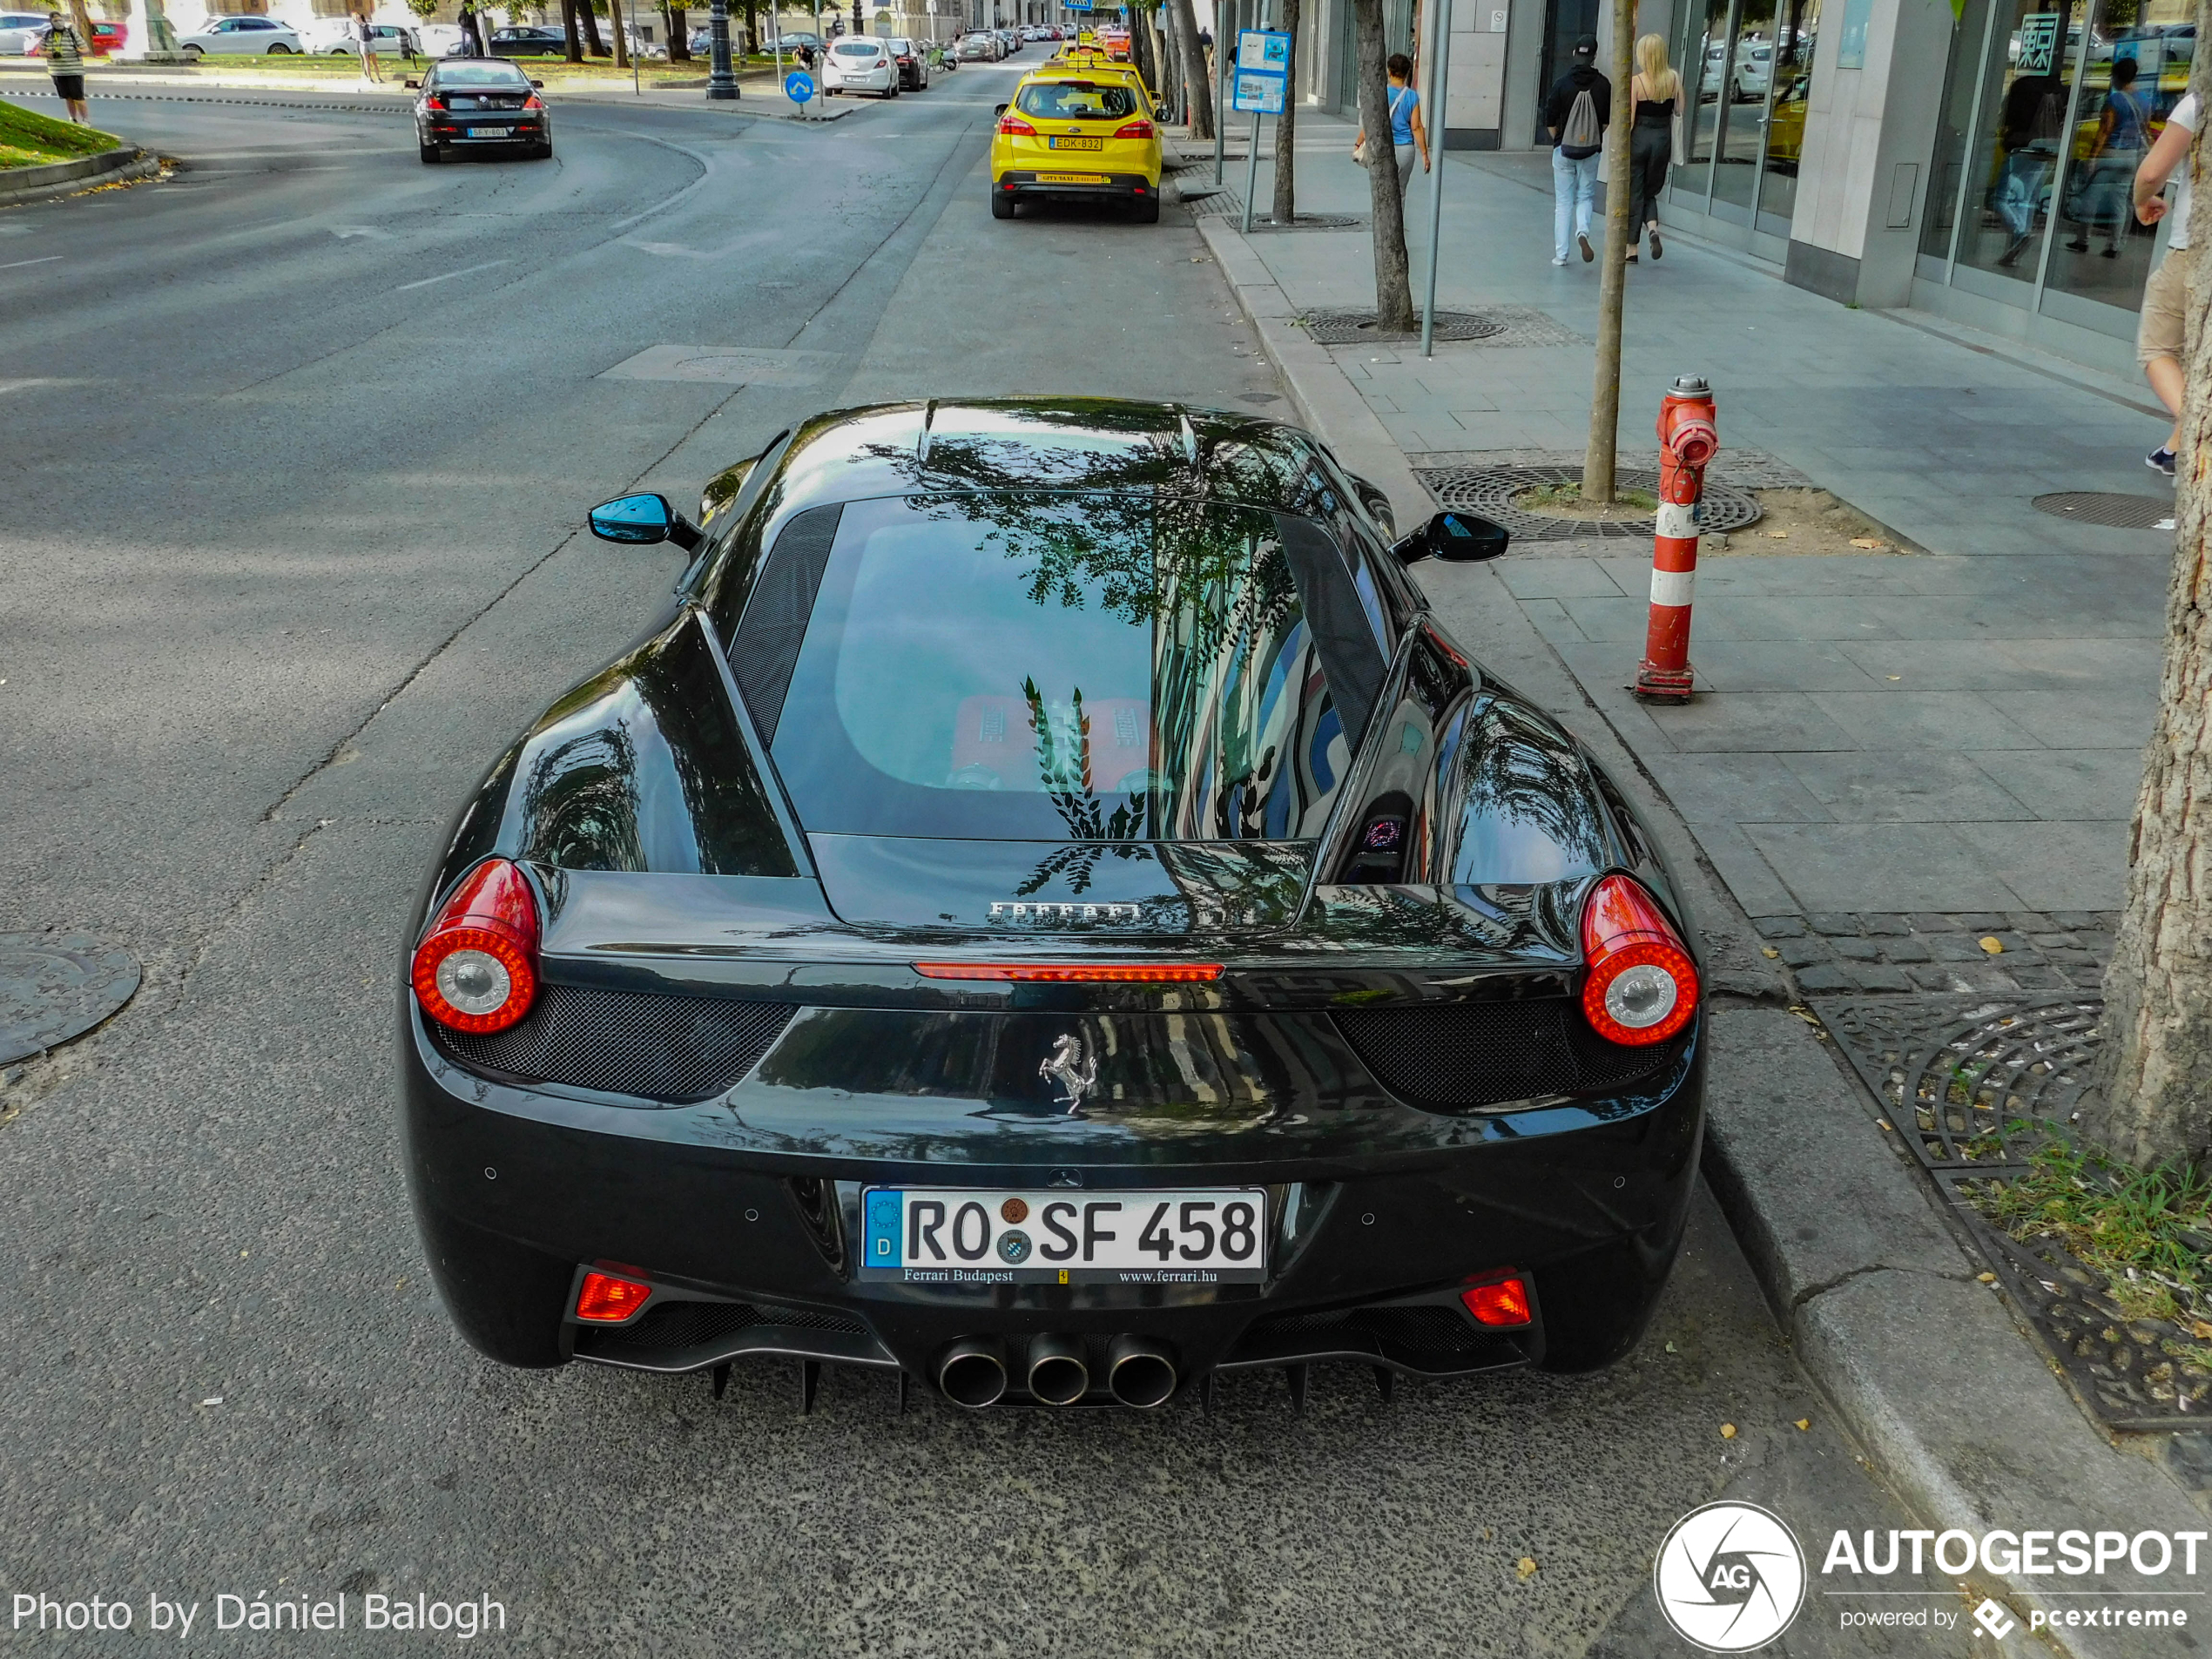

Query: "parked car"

xmin=885 ymin=33 xmax=927 ymax=88
xmin=177 ymin=15 xmax=302 ymax=56
xmin=301 ymin=18 xmax=418 ymax=57
xmin=412 ymin=22 xmax=466 ymax=55
xmin=409 ymin=55 xmax=550 ymax=160
xmin=488 ymin=23 xmax=567 ymax=56
xmin=0 ymin=10 xmax=48 ymax=54
xmin=955 ymin=30 xmax=995 ymax=59
xmin=822 ymin=32 xmax=895 ymax=94
xmin=768 ymin=27 xmax=821 ymax=54
xmin=21 ymin=17 xmax=126 ymax=53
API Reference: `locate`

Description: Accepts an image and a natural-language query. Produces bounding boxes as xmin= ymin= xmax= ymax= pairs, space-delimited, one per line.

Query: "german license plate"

xmin=1049 ymin=135 xmax=1103 ymax=150
xmin=1037 ymin=172 xmax=1111 ymax=184
xmin=860 ymin=1188 xmax=1266 ymax=1285
xmin=467 ymin=125 xmax=510 ymax=138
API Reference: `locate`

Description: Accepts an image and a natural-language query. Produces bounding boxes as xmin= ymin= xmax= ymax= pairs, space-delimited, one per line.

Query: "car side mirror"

xmin=1392 ymin=510 xmax=1509 ymax=563
xmin=589 ymin=492 xmax=705 ymax=551
xmin=531 ymin=77 xmax=543 ymax=85
xmin=995 ymin=102 xmax=1008 ymax=116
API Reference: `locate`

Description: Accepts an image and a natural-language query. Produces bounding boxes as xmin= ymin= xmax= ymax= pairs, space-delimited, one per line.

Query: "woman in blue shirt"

xmin=1353 ymin=52 xmax=1430 ymax=196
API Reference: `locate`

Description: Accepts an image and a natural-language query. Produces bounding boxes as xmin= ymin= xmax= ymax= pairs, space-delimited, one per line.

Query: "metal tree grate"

xmin=1185 ymin=192 xmax=1366 ymax=230
xmin=2033 ymin=492 xmax=2175 ymax=529
xmin=1414 ymin=464 xmax=1764 ymax=543
xmin=1300 ymin=309 xmax=1507 ymax=344
xmin=1 ymin=934 xmax=141 ymax=1067
xmin=1811 ymin=995 xmax=2101 ymax=1170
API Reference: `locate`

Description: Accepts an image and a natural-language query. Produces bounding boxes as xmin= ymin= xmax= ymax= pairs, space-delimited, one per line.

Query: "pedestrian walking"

xmin=1352 ymin=53 xmax=1428 ymax=199
xmin=2067 ymin=55 xmax=2149 ymax=258
xmin=2131 ymin=89 xmax=2196 ymax=476
xmin=1543 ymin=34 xmax=1608 ymax=266
xmin=1625 ymin=34 xmax=1680 ymax=263
xmin=354 ymin=9 xmax=382 ymax=82
xmin=43 ymin=10 xmax=89 ymax=124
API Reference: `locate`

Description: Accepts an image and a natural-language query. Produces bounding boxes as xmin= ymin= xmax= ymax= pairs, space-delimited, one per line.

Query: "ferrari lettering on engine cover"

xmin=988 ymin=901 xmax=1141 ymax=923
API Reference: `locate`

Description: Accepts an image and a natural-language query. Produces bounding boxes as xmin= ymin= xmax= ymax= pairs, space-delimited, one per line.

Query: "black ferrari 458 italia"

xmin=401 ymin=398 xmax=1706 ymax=1410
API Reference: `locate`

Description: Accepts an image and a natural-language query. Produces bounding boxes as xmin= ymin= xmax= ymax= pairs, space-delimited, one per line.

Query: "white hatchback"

xmin=822 ymin=33 xmax=895 ymax=96
xmin=176 ymin=15 xmax=304 ymax=55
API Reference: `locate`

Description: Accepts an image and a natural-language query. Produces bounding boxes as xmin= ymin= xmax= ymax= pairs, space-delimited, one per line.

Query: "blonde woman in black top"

xmin=1626 ymin=34 xmax=1680 ymax=262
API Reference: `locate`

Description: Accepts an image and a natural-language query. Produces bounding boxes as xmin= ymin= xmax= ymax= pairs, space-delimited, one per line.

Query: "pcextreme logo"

xmin=1654 ymin=1502 xmax=1809 ymax=1652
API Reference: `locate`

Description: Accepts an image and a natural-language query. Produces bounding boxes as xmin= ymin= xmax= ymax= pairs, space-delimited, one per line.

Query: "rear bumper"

xmin=421 ymin=118 xmax=547 ymax=143
xmin=995 ymin=169 xmax=1157 ymax=201
xmin=401 ymin=1002 xmax=1704 ymax=1396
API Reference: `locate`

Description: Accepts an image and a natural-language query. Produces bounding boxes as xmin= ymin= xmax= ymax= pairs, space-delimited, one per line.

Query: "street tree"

xmin=1352 ymin=0 xmax=1413 ymax=330
xmin=1271 ymin=0 xmax=1299 ymax=225
xmin=2087 ymin=15 xmax=2212 ymax=1169
xmin=1579 ymin=0 xmax=1634 ymax=502
xmin=1167 ymin=0 xmax=1213 ymax=139
xmin=666 ymin=3 xmax=691 ymax=59
xmin=559 ymin=0 xmax=583 ymax=60
xmin=576 ymin=0 xmax=608 ymax=57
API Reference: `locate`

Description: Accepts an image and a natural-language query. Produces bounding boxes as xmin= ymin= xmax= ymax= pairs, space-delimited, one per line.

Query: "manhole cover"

xmin=1414 ymin=463 xmax=1763 ymax=542
xmin=2033 ymin=491 xmax=2175 ymax=529
xmin=1 ymin=934 xmax=140 ymax=1066
xmin=1301 ymin=309 xmax=1507 ymax=344
xmin=1810 ymin=994 xmax=2101 ymax=1170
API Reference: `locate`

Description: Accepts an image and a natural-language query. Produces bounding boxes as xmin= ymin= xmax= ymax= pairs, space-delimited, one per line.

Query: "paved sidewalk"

xmin=1187 ymin=116 xmax=2171 ymax=988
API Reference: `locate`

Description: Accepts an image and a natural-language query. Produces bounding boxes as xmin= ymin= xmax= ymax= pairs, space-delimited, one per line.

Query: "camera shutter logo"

xmin=1653 ymin=1501 xmax=1807 ymax=1651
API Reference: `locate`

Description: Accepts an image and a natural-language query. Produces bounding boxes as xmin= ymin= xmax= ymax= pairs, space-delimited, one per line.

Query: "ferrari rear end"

xmin=398 ymin=400 xmax=1705 ymax=1409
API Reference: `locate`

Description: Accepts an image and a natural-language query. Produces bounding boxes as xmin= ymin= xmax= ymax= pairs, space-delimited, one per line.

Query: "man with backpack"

xmin=1545 ymin=34 xmax=1608 ymax=266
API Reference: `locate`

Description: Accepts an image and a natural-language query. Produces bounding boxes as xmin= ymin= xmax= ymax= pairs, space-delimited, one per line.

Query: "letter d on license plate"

xmin=860 ymin=1188 xmax=1267 ymax=1285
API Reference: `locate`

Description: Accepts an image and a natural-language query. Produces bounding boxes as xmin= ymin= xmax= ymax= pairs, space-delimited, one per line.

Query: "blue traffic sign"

xmin=785 ymin=69 xmax=814 ymax=103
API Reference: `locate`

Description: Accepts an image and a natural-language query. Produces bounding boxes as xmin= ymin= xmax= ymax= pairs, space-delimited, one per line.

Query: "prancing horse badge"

xmin=1039 ymin=1033 xmax=1098 ymax=1115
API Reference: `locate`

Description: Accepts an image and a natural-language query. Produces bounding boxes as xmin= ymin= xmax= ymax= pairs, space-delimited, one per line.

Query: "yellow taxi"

xmin=990 ymin=69 xmax=1163 ymax=223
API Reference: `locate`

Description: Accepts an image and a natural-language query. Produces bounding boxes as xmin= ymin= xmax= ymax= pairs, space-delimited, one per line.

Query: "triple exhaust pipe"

xmin=936 ymin=1334 xmax=1177 ymax=1409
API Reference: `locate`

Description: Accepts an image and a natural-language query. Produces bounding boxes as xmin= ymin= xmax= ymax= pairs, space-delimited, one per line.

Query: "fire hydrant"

xmin=1634 ymin=375 xmax=1719 ymax=703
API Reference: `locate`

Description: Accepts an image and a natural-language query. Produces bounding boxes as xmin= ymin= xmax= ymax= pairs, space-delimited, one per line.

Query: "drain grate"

xmin=1 ymin=934 xmax=141 ymax=1067
xmin=1414 ymin=463 xmax=1763 ymax=542
xmin=2033 ymin=491 xmax=2175 ymax=529
xmin=1300 ymin=309 xmax=1507 ymax=344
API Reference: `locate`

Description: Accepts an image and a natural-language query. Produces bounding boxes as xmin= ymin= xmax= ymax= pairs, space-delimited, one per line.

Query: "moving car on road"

xmin=20 ymin=16 xmax=125 ymax=52
xmin=991 ymin=70 xmax=1162 ymax=221
xmin=409 ymin=57 xmax=550 ymax=161
xmin=885 ymin=33 xmax=927 ymax=88
xmin=177 ymin=15 xmax=301 ymax=56
xmin=822 ymin=33 xmax=896 ymax=95
xmin=399 ymin=398 xmax=1706 ymax=1413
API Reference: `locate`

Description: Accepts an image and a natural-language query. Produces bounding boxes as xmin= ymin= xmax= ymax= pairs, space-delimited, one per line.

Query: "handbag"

xmin=1353 ymin=137 xmax=1371 ymax=165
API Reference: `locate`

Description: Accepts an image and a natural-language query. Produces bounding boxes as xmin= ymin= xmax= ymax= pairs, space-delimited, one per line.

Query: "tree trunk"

xmin=2087 ymin=11 xmax=2212 ymax=1170
xmin=1271 ymin=0 xmax=1299 ymax=224
xmin=1167 ymin=0 xmax=1213 ymax=140
xmin=668 ymin=3 xmax=690 ymax=58
xmin=610 ymin=0 xmax=630 ymax=66
xmin=577 ymin=0 xmax=607 ymax=55
xmin=560 ymin=0 xmax=583 ymax=61
xmin=1130 ymin=5 xmax=1158 ymax=102
xmin=1580 ymin=0 xmax=1634 ymax=502
xmin=1354 ymin=0 xmax=1413 ymax=329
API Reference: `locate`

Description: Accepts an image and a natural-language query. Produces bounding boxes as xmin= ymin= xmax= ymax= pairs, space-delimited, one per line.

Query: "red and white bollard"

xmin=1634 ymin=374 xmax=1720 ymax=703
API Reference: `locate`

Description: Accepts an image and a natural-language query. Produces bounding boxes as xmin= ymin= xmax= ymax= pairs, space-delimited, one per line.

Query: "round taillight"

xmin=411 ymin=860 xmax=540 ymax=1034
xmin=1580 ymin=875 xmax=1698 ymax=1046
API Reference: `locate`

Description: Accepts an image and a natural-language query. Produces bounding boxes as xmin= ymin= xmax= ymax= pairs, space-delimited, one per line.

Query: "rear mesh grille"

xmin=428 ymin=984 xmax=793 ymax=1103
xmin=592 ymin=1298 xmax=868 ymax=1355
xmin=1332 ymin=1000 xmax=1676 ymax=1109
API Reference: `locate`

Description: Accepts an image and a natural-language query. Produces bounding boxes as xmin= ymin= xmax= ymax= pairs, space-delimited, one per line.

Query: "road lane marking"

xmin=394 ymin=259 xmax=510 ymax=292
xmin=0 ymin=256 xmax=63 ymax=271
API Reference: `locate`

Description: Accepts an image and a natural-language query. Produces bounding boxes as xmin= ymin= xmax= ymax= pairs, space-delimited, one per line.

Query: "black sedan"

xmin=400 ymin=399 xmax=1706 ymax=1411
xmin=409 ymin=57 xmax=551 ymax=161
xmin=487 ymin=23 xmax=567 ymax=55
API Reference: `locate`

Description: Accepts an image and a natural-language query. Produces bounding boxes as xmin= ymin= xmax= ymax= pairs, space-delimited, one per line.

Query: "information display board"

xmin=1231 ymin=28 xmax=1290 ymax=114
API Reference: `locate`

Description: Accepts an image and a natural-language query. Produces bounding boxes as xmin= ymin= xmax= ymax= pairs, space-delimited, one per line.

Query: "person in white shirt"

xmin=2132 ymin=91 xmax=2196 ymax=476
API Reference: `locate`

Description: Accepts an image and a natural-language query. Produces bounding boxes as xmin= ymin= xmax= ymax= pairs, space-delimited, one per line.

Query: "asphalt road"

xmin=1 ymin=76 xmax=1942 ymax=1655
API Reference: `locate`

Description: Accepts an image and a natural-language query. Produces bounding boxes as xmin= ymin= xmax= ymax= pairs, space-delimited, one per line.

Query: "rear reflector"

xmin=575 ymin=1271 xmax=652 ymax=1322
xmin=1461 ymin=1277 xmax=1532 ymax=1327
xmin=914 ymin=962 xmax=1223 ymax=982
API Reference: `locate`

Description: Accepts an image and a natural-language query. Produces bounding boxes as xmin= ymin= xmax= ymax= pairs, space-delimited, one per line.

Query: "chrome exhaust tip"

xmin=937 ymin=1338 xmax=1008 ymax=1408
xmin=1026 ymin=1334 xmax=1089 ymax=1406
xmin=1106 ymin=1335 xmax=1177 ymax=1409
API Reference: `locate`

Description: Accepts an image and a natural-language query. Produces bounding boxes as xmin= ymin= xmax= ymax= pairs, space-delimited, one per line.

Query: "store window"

xmin=1756 ymin=0 xmax=1818 ymax=219
xmin=1674 ymin=0 xmax=1733 ymax=196
xmin=1920 ymin=0 xmax=1995 ymax=260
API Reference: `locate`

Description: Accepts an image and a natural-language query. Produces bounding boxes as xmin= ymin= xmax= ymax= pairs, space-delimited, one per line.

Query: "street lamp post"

xmin=707 ymin=0 xmax=740 ymax=96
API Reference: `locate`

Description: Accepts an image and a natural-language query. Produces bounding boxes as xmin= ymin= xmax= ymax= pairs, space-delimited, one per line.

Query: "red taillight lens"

xmin=522 ymin=94 xmax=545 ymax=110
xmin=1461 ymin=1276 xmax=1532 ymax=1326
xmin=1579 ymin=873 xmax=1698 ymax=1046
xmin=997 ymin=112 xmax=1037 ymax=135
xmin=1113 ymin=118 xmax=1154 ymax=138
xmin=423 ymin=93 xmax=446 ymax=110
xmin=410 ymin=858 xmax=540 ymax=1035
xmin=914 ymin=962 xmax=1223 ymax=982
xmin=575 ymin=1271 xmax=651 ymax=1322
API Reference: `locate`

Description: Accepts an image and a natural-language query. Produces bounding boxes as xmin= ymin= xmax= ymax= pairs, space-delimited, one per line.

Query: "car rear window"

xmin=437 ymin=62 xmax=529 ymax=83
xmin=765 ymin=492 xmax=1376 ymax=842
xmin=832 ymin=40 xmax=880 ymax=55
xmin=1016 ymin=80 xmax=1138 ymax=119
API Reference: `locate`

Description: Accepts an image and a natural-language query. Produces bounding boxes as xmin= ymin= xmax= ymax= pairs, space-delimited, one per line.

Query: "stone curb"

xmin=0 ymin=145 xmax=156 ymax=207
xmin=1196 ymin=208 xmax=2208 ymax=1658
